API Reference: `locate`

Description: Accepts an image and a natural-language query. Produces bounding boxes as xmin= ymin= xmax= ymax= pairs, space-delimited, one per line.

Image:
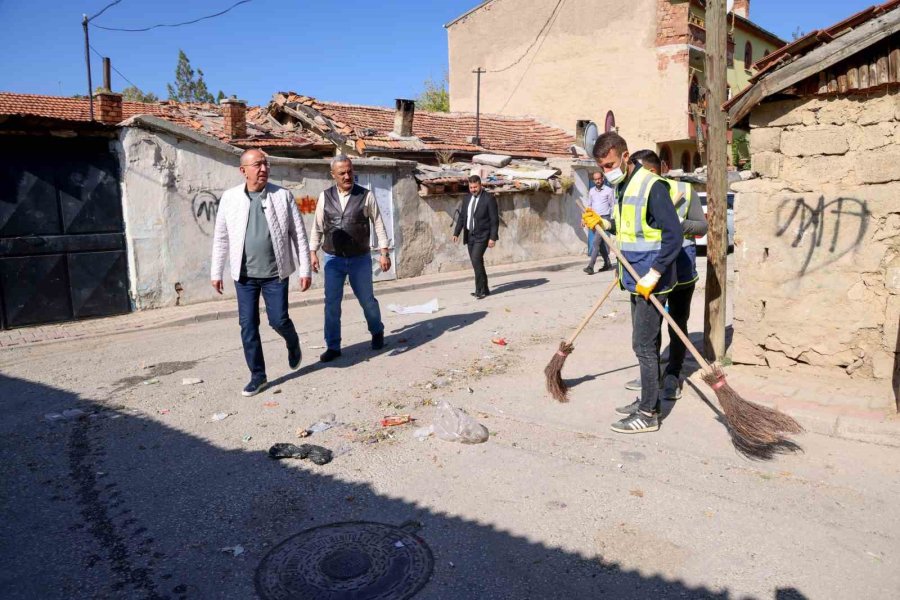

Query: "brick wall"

xmin=221 ymin=99 xmax=247 ymax=140
xmin=96 ymin=92 xmax=122 ymax=125
xmin=656 ymin=0 xmax=690 ymax=46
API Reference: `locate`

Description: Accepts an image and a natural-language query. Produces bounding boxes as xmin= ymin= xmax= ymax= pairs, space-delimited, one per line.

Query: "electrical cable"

xmin=89 ymin=0 xmax=123 ymax=22
xmin=89 ymin=44 xmax=141 ymax=90
xmin=486 ymin=0 xmax=564 ymax=73
xmin=90 ymin=0 xmax=252 ymax=32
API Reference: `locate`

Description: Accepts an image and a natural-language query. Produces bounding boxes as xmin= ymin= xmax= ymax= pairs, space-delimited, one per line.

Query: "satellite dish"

xmin=583 ymin=121 xmax=599 ymax=156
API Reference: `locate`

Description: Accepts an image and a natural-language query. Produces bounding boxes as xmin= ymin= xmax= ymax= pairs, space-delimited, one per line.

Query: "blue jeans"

xmin=587 ymin=229 xmax=595 ymax=254
xmin=235 ymin=276 xmax=299 ymax=379
xmin=323 ymin=253 xmax=384 ymax=351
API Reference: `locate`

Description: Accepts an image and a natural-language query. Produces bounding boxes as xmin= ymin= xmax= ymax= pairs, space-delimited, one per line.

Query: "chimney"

xmin=733 ymin=0 xmax=749 ymax=18
xmin=393 ymin=98 xmax=415 ymax=137
xmin=96 ymin=92 xmax=122 ymax=125
xmin=221 ymin=98 xmax=247 ymax=139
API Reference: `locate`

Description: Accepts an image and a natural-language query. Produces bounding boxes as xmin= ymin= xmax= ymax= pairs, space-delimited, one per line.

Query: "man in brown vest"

xmin=309 ymin=155 xmax=391 ymax=362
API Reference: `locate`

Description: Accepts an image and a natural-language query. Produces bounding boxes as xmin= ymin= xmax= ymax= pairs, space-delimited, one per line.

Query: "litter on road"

xmin=387 ymin=299 xmax=439 ymax=315
xmin=380 ymin=415 xmax=412 ymax=427
xmin=268 ymin=443 xmax=334 ymax=465
xmin=182 ymin=378 xmax=203 ymax=385
xmin=432 ymin=400 xmax=489 ymax=444
xmin=211 ymin=412 xmax=230 ymax=422
xmin=220 ymin=545 xmax=244 ymax=557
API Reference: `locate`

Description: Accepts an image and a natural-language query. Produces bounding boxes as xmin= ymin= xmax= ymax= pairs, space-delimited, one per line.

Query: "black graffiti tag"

xmin=775 ymin=196 xmax=870 ymax=276
xmin=192 ymin=191 xmax=220 ymax=236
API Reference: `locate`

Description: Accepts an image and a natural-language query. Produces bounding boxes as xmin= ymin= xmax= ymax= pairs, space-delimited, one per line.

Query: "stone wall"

xmin=732 ymin=92 xmax=900 ymax=390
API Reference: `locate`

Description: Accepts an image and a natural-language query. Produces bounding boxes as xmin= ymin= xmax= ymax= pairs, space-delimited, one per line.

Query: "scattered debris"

xmin=381 ymin=415 xmax=412 ymax=427
xmin=394 ymin=540 xmax=406 ymax=548
xmin=181 ymin=378 xmax=203 ymax=385
xmin=413 ymin=425 xmax=434 ymax=441
xmin=387 ymin=299 xmax=439 ymax=315
xmin=142 ymin=378 xmax=160 ymax=385
xmin=630 ymin=489 xmax=645 ymax=498
xmin=44 ymin=408 xmax=89 ymax=422
xmin=310 ymin=345 xmax=326 ymax=350
xmin=297 ymin=428 xmax=311 ymax=438
xmin=268 ymin=443 xmax=333 ymax=465
xmin=263 ymin=402 xmax=279 ymax=408
xmin=158 ymin=409 xmax=170 ymax=415
xmin=491 ymin=338 xmax=508 ymax=346
xmin=211 ymin=412 xmax=231 ymax=422
xmin=241 ymin=435 xmax=253 ymax=443
xmin=272 ymin=389 xmax=283 ymax=395
xmin=220 ymin=545 xmax=245 ymax=557
xmin=604 ymin=312 xmax=618 ymax=319
xmin=467 ymin=387 xmax=474 ymax=394
xmin=432 ymin=400 xmax=489 ymax=444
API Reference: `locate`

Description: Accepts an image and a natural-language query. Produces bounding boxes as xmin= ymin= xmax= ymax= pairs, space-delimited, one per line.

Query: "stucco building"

xmin=446 ymin=0 xmax=783 ymax=170
xmin=725 ymin=1 xmax=900 ymax=405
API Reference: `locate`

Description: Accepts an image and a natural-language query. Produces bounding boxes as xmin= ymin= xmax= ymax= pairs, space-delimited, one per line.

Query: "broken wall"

xmin=732 ymin=92 xmax=900 ymax=393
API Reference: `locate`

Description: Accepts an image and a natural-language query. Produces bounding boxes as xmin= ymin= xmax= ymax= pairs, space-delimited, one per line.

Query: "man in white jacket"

xmin=210 ymin=150 xmax=312 ymax=396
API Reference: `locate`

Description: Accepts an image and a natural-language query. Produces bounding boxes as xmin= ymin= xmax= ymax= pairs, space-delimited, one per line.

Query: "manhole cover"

xmin=255 ymin=521 xmax=434 ymax=600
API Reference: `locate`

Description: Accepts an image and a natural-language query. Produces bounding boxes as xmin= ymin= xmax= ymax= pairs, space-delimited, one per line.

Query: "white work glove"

xmin=635 ymin=269 xmax=661 ymax=300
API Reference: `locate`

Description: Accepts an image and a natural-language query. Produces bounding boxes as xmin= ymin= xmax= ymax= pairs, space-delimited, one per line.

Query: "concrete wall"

xmin=117 ymin=126 xmax=412 ymax=309
xmin=732 ymin=93 xmax=900 ymax=389
xmin=395 ymin=189 xmax=585 ymax=278
xmin=447 ymin=0 xmax=688 ymax=148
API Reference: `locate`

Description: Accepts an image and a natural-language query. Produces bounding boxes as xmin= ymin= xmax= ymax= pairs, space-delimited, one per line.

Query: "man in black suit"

xmin=452 ymin=175 xmax=499 ymax=299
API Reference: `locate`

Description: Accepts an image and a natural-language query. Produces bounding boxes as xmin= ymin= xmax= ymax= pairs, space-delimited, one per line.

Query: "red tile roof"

xmin=0 ymin=92 xmax=330 ymax=152
xmin=0 ymin=92 xmax=176 ymax=123
xmin=277 ymin=93 xmax=575 ymax=159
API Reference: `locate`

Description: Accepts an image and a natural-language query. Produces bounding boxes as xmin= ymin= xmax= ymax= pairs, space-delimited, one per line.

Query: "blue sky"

xmin=0 ymin=0 xmax=881 ymax=107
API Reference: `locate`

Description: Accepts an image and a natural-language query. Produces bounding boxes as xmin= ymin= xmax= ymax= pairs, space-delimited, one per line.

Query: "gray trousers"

xmin=587 ymin=226 xmax=611 ymax=269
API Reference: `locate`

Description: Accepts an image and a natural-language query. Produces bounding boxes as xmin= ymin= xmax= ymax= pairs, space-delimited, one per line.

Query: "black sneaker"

xmin=624 ymin=377 xmax=642 ymax=391
xmin=288 ymin=345 xmax=302 ymax=370
xmin=242 ymin=377 xmax=268 ymax=397
xmin=319 ymin=348 xmax=342 ymax=362
xmin=611 ymin=411 xmax=659 ymax=434
xmin=371 ymin=333 xmax=385 ymax=350
xmin=615 ymin=399 xmax=641 ymax=415
xmin=583 ymin=266 xmax=594 ymax=275
xmin=661 ymin=374 xmax=682 ymax=401
xmin=598 ymin=264 xmax=613 ymax=272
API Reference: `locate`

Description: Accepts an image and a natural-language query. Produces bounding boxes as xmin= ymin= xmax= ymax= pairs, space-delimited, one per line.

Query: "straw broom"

xmin=579 ymin=202 xmax=802 ymax=457
xmin=545 ymin=278 xmax=619 ymax=402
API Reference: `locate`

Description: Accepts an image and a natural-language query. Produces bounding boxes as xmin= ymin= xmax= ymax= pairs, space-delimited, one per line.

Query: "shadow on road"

xmin=0 ymin=373 xmax=812 ymax=599
xmin=268 ymin=312 xmax=488 ymax=388
xmin=489 ymin=277 xmax=548 ymax=296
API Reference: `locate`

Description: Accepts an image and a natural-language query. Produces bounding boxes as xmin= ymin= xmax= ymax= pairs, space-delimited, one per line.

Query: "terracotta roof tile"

xmin=279 ymin=92 xmax=574 ymax=158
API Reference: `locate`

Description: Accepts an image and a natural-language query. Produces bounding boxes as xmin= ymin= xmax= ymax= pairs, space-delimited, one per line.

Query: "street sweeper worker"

xmin=630 ymin=149 xmax=708 ymax=403
xmin=581 ymin=132 xmax=682 ymax=434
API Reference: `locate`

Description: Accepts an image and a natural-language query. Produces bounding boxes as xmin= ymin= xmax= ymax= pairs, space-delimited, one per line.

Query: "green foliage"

xmin=166 ymin=50 xmax=216 ymax=103
xmin=216 ymin=90 xmax=226 ymax=104
xmin=791 ymin=26 xmax=806 ymax=41
xmin=732 ymin=131 xmax=751 ymax=170
xmin=121 ymin=86 xmax=159 ymax=103
xmin=416 ymin=73 xmax=450 ymax=112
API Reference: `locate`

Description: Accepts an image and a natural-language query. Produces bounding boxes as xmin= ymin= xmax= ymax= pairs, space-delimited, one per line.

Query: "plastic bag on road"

xmin=433 ymin=400 xmax=489 ymax=444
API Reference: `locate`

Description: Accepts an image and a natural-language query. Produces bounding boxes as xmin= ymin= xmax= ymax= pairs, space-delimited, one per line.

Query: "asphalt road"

xmin=2 ymin=263 xmax=898 ymax=599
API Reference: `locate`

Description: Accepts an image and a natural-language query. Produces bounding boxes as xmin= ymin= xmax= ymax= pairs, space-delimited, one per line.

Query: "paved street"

xmin=2 ymin=261 xmax=898 ymax=599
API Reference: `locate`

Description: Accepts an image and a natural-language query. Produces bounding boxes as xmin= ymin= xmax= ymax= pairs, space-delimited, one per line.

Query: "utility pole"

xmin=82 ymin=14 xmax=94 ymax=120
xmin=472 ymin=67 xmax=485 ymax=145
xmin=703 ymin=0 xmax=728 ymax=361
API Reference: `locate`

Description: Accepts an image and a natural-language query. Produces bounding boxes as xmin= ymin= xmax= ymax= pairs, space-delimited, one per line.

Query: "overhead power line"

xmin=89 ymin=44 xmax=140 ymax=90
xmin=91 ymin=0 xmax=253 ymax=32
xmin=89 ymin=0 xmax=123 ymax=22
xmin=487 ymin=0 xmax=564 ymax=73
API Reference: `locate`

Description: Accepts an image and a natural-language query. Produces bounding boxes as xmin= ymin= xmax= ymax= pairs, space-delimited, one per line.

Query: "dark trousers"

xmin=587 ymin=223 xmax=611 ymax=269
xmin=631 ymin=293 xmax=667 ymax=413
xmin=235 ymin=276 xmax=299 ymax=379
xmin=664 ymin=283 xmax=695 ymax=379
xmin=468 ymin=240 xmax=489 ymax=294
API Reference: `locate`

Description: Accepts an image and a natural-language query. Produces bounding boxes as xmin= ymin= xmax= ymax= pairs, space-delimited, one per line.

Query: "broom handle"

xmin=565 ymin=278 xmax=618 ymax=345
xmin=577 ymin=200 xmax=714 ymax=374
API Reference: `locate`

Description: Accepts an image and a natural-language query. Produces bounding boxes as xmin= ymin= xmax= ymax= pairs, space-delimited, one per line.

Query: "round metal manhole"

xmin=255 ymin=521 xmax=434 ymax=600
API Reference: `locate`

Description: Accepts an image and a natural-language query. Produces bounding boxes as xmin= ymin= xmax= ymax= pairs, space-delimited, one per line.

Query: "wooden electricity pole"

xmin=703 ymin=0 xmax=728 ymax=361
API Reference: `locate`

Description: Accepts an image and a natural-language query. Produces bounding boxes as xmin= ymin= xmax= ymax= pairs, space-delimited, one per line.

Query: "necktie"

xmin=468 ymin=194 xmax=479 ymax=231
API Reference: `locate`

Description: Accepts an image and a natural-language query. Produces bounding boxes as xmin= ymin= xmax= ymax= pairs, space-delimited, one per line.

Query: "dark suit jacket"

xmin=453 ymin=191 xmax=499 ymax=245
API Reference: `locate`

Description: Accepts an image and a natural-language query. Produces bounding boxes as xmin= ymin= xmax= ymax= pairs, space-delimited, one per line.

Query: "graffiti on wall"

xmin=192 ymin=191 xmax=220 ymax=236
xmin=775 ymin=196 xmax=870 ymax=276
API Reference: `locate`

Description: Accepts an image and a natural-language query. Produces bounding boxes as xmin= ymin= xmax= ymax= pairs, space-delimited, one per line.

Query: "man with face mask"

xmin=582 ymin=132 xmax=682 ymax=434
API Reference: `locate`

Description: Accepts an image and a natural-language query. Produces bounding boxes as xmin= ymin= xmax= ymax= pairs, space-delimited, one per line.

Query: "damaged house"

xmin=0 ymin=90 xmax=583 ymax=328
